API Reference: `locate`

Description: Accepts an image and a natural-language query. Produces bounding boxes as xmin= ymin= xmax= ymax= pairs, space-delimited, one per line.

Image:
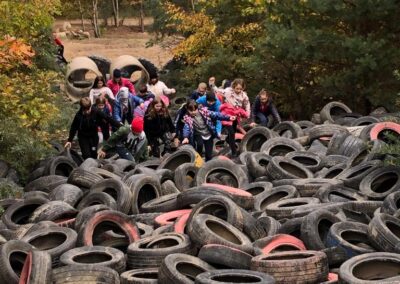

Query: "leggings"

xmin=78 ymin=135 xmax=99 ymax=160
xmin=225 ymin=120 xmax=238 ymax=156
xmin=193 ymin=134 xmax=214 ymax=161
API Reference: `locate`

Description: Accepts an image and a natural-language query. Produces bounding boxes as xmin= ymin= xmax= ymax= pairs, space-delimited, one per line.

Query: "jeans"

xmin=256 ymin=112 xmax=269 ymax=127
xmin=224 ymin=120 xmax=238 ymax=156
xmin=193 ymin=134 xmax=214 ymax=161
xmin=116 ymin=146 xmax=134 ymax=161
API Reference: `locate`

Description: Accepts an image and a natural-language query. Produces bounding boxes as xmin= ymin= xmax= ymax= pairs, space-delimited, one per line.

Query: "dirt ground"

xmin=53 ymin=18 xmax=175 ymax=68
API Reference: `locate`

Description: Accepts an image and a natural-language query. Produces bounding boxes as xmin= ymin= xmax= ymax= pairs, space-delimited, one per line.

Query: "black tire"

xmin=336 ymin=160 xmax=383 ymax=189
xmin=300 ymin=209 xmax=341 ymax=250
xmin=308 ymin=124 xmax=349 ymax=142
xmin=43 ymin=156 xmax=77 ymax=177
xmin=251 ymin=250 xmax=328 ymax=284
xmin=336 ymin=208 xmax=371 ymax=225
xmin=239 ymin=127 xmax=277 ymax=153
xmin=60 ymin=245 xmax=126 ymax=273
xmin=74 ymin=204 xmax=110 ymax=232
xmin=21 ymin=226 xmax=77 ymax=267
xmin=188 ymin=214 xmax=253 ymax=254
xmin=24 ymin=175 xmax=67 ymax=193
xmin=77 ymin=192 xmax=118 ymax=211
xmin=359 ymin=166 xmax=400 ymax=200
xmin=67 ymin=168 xmax=104 ymax=190
xmin=325 ymin=221 xmax=375 ymax=259
xmin=243 ymin=182 xmax=274 ymax=197
xmin=247 ymin=153 xmax=272 ymax=179
xmin=27 ymin=250 xmax=52 ymax=284
xmin=291 ymin=178 xmax=343 ymax=197
xmin=266 ymin=156 xmax=314 ymax=180
xmin=124 ymin=174 xmax=162 ymax=214
xmin=137 ymin=222 xmax=154 ymax=238
xmin=195 ymin=269 xmax=275 ymax=284
xmin=127 ymin=233 xmax=194 ymax=269
xmin=158 ymin=146 xmax=202 ymax=172
xmin=324 ymin=155 xmax=349 ymax=168
xmin=260 ymin=137 xmax=304 ymax=156
xmin=88 ymin=55 xmax=111 ymax=79
xmin=326 ymin=132 xmax=351 ymax=155
xmin=138 ymin=58 xmax=159 ymax=79
xmin=2 ymin=198 xmax=48 ymax=229
xmin=337 ymin=135 xmax=366 ymax=157
xmin=254 ymin=185 xmax=299 ymax=211
xmin=0 ymin=240 xmax=33 ymax=283
xmin=317 ymin=162 xmax=349 ymax=179
xmin=26 ymin=167 xmax=45 ymax=183
xmin=198 ymin=244 xmax=252 ymax=270
xmin=28 ymin=201 xmax=77 ymax=223
xmin=265 ymin=197 xmax=320 ymax=220
xmin=155 ymin=169 xmax=175 ymax=184
xmin=79 ymin=157 xmax=101 ymax=170
xmin=121 ymin=268 xmax=158 ymax=284
xmin=285 ymin=151 xmax=325 ymax=172
xmin=307 ymin=139 xmax=328 ymax=156
xmin=113 ymin=159 xmax=136 ymax=172
xmin=273 ymin=121 xmax=304 ymax=138
xmin=175 ymin=163 xmax=198 ymax=191
xmin=278 ymin=217 xmax=304 ymax=239
xmin=48 ymin=184 xmax=83 ymax=207
xmin=350 ymin=115 xmax=379 ymax=126
xmin=52 ymin=265 xmax=120 ymax=284
xmin=90 ymin=178 xmax=132 ymax=213
xmin=23 ymin=191 xmax=49 ymax=200
xmin=257 ymin=215 xmax=281 ymax=237
xmin=382 ymin=191 xmax=400 ymax=214
xmin=141 ymin=193 xmax=180 ymax=213
xmin=368 ymin=213 xmax=400 ymax=253
xmin=314 ymin=184 xmax=366 ymax=203
xmin=320 ymin=101 xmax=352 ymax=123
xmin=196 ymin=159 xmax=249 ymax=188
xmin=161 ymin=180 xmax=180 ymax=195
xmin=339 ymin=252 xmax=400 ymax=283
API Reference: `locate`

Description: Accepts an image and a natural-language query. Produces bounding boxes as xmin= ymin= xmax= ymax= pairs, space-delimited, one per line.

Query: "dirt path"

xmin=54 ymin=18 xmax=174 ymax=68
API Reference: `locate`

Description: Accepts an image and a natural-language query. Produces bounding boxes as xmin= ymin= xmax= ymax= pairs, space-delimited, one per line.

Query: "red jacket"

xmin=220 ymin=103 xmax=249 ymax=126
xmin=107 ymin=78 xmax=135 ymax=96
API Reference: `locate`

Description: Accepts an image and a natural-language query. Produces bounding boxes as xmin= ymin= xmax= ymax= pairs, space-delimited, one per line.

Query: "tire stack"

xmin=1 ymin=102 xmax=400 ymax=283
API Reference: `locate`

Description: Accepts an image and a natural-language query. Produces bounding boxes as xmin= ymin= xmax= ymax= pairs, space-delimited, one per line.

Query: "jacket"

xmin=183 ymin=107 xmax=230 ymax=141
xmin=174 ymin=104 xmax=188 ymax=139
xmin=68 ymin=107 xmax=121 ymax=142
xmin=251 ymin=95 xmax=282 ymax=123
xmin=220 ymin=103 xmax=249 ymax=126
xmin=107 ymin=78 xmax=135 ymax=95
xmin=102 ymin=126 xmax=149 ymax=162
xmin=222 ymin=87 xmax=251 ymax=116
xmin=196 ymin=96 xmax=222 ymax=134
xmin=113 ymin=93 xmax=144 ymax=125
xmin=190 ymin=90 xmax=206 ymax=100
xmin=144 ymin=112 xmax=175 ymax=140
xmin=137 ymin=92 xmax=155 ymax=102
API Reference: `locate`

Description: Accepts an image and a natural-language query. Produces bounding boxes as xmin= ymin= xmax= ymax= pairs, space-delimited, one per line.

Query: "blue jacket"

xmin=196 ymin=96 xmax=222 ymax=134
xmin=251 ymin=95 xmax=281 ymax=123
xmin=113 ymin=94 xmax=144 ymax=125
xmin=190 ymin=90 xmax=206 ymax=101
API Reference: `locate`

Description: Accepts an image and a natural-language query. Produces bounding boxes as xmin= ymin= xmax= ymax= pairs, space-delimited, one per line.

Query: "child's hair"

xmin=186 ymin=100 xmax=198 ymax=111
xmin=146 ymin=97 xmax=170 ymax=118
xmin=206 ymin=93 xmax=216 ymax=102
xmin=95 ymin=97 xmax=106 ymax=105
xmin=93 ymin=76 xmax=106 ymax=89
xmin=231 ymin=78 xmax=246 ymax=90
xmin=138 ymin=83 xmax=147 ymax=93
xmin=198 ymin=82 xmax=207 ymax=89
xmin=258 ymin=89 xmax=268 ymax=96
xmin=80 ymin=97 xmax=91 ymax=109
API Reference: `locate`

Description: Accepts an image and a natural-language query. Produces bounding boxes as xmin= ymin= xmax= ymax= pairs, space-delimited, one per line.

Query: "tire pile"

xmin=1 ymin=102 xmax=400 ymax=284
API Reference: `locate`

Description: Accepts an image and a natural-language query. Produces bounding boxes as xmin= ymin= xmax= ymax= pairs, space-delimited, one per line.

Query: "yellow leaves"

xmin=0 ymin=36 xmax=35 ymax=73
xmin=220 ymin=23 xmax=263 ymax=52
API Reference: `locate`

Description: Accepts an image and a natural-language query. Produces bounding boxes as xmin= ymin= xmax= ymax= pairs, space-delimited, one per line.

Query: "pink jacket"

xmin=220 ymin=103 xmax=249 ymax=126
xmin=107 ymin=78 xmax=135 ymax=95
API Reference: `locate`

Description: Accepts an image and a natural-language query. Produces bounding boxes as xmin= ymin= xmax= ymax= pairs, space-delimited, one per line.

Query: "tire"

xmin=254 ymin=185 xmax=299 ymax=211
xmin=26 ymin=167 xmax=45 ymax=183
xmin=174 ymin=212 xmax=191 ymax=234
xmin=67 ymin=168 xmax=104 ymax=190
xmin=286 ymin=151 xmax=325 ymax=173
xmin=155 ymin=210 xmax=192 ymax=227
xmin=326 ymin=132 xmax=351 ymax=155
xmin=339 ymin=252 xmax=400 ymax=283
xmin=326 ymin=221 xmax=375 ymax=259
xmin=188 ymin=214 xmax=253 ymax=254
xmin=196 ymin=159 xmax=249 ymax=188
xmin=127 ymin=233 xmax=194 ymax=269
xmin=90 ymin=167 xmax=124 ymax=180
xmin=239 ymin=126 xmax=277 ymax=153
xmin=195 ymin=269 xmax=275 ymax=284
xmin=253 ymin=234 xmax=306 ymax=255
xmin=2 ymin=198 xmax=48 ymax=230
xmin=175 ymin=163 xmax=198 ymax=191
xmin=138 ymin=58 xmax=159 ymax=79
xmin=0 ymin=240 xmax=33 ymax=284
xmin=314 ymin=184 xmax=366 ymax=203
xmin=21 ymin=226 xmax=77 ymax=267
xmin=88 ymin=55 xmax=111 ymax=79
xmin=74 ymin=204 xmax=110 ymax=232
xmin=382 ymin=191 xmax=400 ymax=214
xmin=77 ymin=192 xmax=118 ymax=210
xmin=351 ymin=116 xmax=380 ymax=126
xmin=198 ymin=244 xmax=252 ymax=270
xmin=60 ymin=246 xmax=126 ymax=273
xmin=251 ymin=250 xmax=329 ymax=284
xmin=300 ymin=209 xmax=341 ymax=250
xmin=137 ymin=222 xmax=154 ymax=238
xmin=23 ymin=191 xmax=49 ymax=200
xmin=79 ymin=157 xmax=101 ymax=170
xmin=48 ymin=184 xmax=83 ymax=207
xmin=28 ymin=201 xmax=77 ymax=223
xmin=90 ymin=178 xmax=132 ymax=213
xmin=121 ymin=268 xmax=158 ymax=284
xmin=336 ymin=160 xmax=383 ymax=189
xmin=158 ymin=146 xmax=203 ymax=171
xmin=359 ymin=166 xmax=400 ymax=200
xmin=43 ymin=156 xmax=77 ymax=177
xmin=141 ymin=193 xmax=180 ymax=213
xmin=266 ymin=156 xmax=314 ymax=180
xmin=308 ymin=124 xmax=349 ymax=142
xmin=291 ymin=178 xmax=343 ymax=197
xmin=161 ymin=180 xmax=180 ymax=195
xmin=368 ymin=213 xmax=400 ymax=253
xmin=320 ymin=101 xmax=352 ymax=123
xmin=273 ymin=121 xmax=304 ymax=138
xmin=317 ymin=162 xmax=349 ymax=179
xmin=324 ymin=155 xmax=349 ymax=168
xmin=243 ymin=182 xmax=274 ymax=197
xmin=77 ymin=210 xmax=140 ymax=247
xmin=125 ymin=174 xmax=162 ymax=214
xmin=52 ymin=265 xmax=120 ymax=284
xmin=337 ymin=135 xmax=366 ymax=157
xmin=24 ymin=175 xmax=67 ymax=193
xmin=369 ymin=121 xmax=400 ymax=143
xmin=307 ymin=139 xmax=328 ymax=156
xmin=278 ymin=217 xmax=304 ymax=239
xmin=247 ymin=153 xmax=272 ymax=179
xmin=265 ymin=197 xmax=320 ymax=220
xmin=113 ymin=159 xmax=136 ymax=172
xmin=261 ymin=137 xmax=304 ymax=156
xmin=131 ymin=213 xmax=162 ymax=227
xmin=19 ymin=250 xmax=52 ymax=284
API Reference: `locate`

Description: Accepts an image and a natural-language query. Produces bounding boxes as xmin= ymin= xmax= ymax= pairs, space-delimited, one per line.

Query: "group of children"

xmin=66 ymin=71 xmax=281 ymax=162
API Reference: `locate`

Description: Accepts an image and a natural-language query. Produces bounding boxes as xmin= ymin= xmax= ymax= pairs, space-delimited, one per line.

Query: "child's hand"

xmin=250 ymin=122 xmax=256 ymax=127
xmin=209 ymin=77 xmax=216 ymax=86
xmin=140 ymin=103 xmax=145 ymax=109
xmin=64 ymin=142 xmax=71 ymax=149
xmin=230 ymin=116 xmax=236 ymax=121
xmin=97 ymin=149 xmax=106 ymax=159
xmin=182 ymin=138 xmax=189 ymax=144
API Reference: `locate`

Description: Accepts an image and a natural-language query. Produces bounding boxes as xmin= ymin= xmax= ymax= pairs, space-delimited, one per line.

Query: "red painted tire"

xmin=215 ymin=155 xmax=231 ymax=161
xmin=19 ymin=252 xmax=31 ymax=284
xmin=235 ymin=133 xmax=244 ymax=141
xmin=254 ymin=234 xmax=306 ymax=255
xmin=370 ymin=122 xmax=400 ymax=140
xmin=55 ymin=218 xmax=76 ymax=229
xmin=174 ymin=212 xmax=190 ymax=234
xmin=202 ymin=183 xmax=251 ymax=197
xmin=155 ymin=209 xmax=192 ymax=227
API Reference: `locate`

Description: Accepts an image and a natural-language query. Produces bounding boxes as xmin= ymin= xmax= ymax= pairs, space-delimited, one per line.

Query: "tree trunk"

xmin=112 ymin=0 xmax=119 ymax=27
xmin=190 ymin=0 xmax=195 ymax=11
xmin=139 ymin=0 xmax=144 ymax=33
xmin=78 ymin=0 xmax=85 ymax=31
xmin=92 ymin=0 xmax=101 ymax=38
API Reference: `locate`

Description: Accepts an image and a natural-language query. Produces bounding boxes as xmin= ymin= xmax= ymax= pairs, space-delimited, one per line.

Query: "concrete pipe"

xmin=110 ymin=55 xmax=150 ymax=88
xmin=65 ymin=57 xmax=102 ymax=102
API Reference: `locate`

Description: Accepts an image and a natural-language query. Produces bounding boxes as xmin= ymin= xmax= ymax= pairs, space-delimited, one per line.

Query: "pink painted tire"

xmin=155 ymin=209 xmax=192 ymax=227
xmin=253 ymin=234 xmax=306 ymax=255
xmin=370 ymin=122 xmax=400 ymax=141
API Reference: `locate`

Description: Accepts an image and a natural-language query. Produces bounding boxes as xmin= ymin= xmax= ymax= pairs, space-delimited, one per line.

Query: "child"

xmin=250 ymin=89 xmax=282 ymax=127
xmin=182 ymin=100 xmax=235 ymax=161
xmin=94 ymin=97 xmax=112 ymax=142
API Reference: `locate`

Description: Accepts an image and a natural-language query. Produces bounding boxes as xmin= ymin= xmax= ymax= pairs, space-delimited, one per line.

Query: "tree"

xmin=112 ymin=0 xmax=120 ymax=27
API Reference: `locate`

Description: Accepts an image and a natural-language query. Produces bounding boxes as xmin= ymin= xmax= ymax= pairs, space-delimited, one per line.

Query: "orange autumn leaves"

xmin=0 ymin=36 xmax=35 ymax=73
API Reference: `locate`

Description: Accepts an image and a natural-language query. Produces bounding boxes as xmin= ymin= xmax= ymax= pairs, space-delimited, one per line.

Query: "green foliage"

xmin=376 ymin=132 xmax=400 ymax=166
xmin=0 ymin=178 xmax=23 ymax=215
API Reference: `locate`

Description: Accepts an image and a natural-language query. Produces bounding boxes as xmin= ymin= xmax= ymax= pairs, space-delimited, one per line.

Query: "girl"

xmin=89 ymin=76 xmax=115 ymax=105
xmin=144 ymin=98 xmax=175 ymax=157
xmin=182 ymin=100 xmax=235 ymax=161
xmin=94 ymin=97 xmax=112 ymax=142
